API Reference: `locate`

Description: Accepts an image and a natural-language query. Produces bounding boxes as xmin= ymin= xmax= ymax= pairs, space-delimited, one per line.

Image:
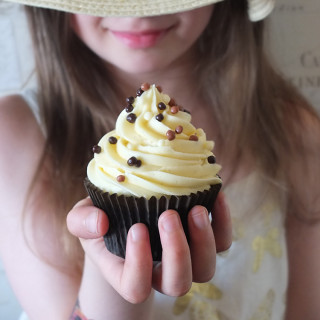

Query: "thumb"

xmin=67 ymin=197 xmax=109 ymax=239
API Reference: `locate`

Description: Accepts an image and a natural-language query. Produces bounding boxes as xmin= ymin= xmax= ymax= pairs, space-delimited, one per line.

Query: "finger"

xmin=188 ymin=206 xmax=216 ymax=282
xmin=120 ymin=224 xmax=153 ymax=303
xmin=80 ymin=224 xmax=153 ymax=304
xmin=153 ymin=210 xmax=192 ymax=296
xmin=67 ymin=199 xmax=109 ymax=239
xmin=211 ymin=192 xmax=232 ymax=252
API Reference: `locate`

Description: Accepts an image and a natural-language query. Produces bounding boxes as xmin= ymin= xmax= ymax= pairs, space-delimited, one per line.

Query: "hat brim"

xmin=5 ymin=0 xmax=224 ymax=17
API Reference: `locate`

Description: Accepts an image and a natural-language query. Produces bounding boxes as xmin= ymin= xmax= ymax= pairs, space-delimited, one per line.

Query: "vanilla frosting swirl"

xmin=87 ymin=84 xmax=221 ymax=198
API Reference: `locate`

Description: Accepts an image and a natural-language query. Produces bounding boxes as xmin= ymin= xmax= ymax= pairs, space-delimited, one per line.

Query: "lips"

xmin=111 ymin=29 xmax=169 ymax=49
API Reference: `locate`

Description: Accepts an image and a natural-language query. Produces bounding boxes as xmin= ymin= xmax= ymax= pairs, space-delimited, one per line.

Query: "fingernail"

xmin=190 ymin=207 xmax=209 ymax=229
xmin=85 ymin=211 xmax=99 ymax=234
xmin=131 ymin=224 xmax=148 ymax=242
xmin=161 ymin=213 xmax=180 ymax=233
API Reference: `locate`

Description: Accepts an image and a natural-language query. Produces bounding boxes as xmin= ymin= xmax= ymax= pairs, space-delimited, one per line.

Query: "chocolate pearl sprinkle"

xmin=141 ymin=82 xmax=150 ymax=91
xmin=117 ymin=175 xmax=125 ymax=182
xmin=125 ymin=104 xmax=133 ymax=113
xmin=170 ymin=106 xmax=179 ymax=114
xmin=136 ymin=88 xmax=144 ymax=96
xmin=156 ymin=113 xmax=164 ymax=122
xmin=158 ymin=102 xmax=166 ymax=110
xmin=166 ymin=130 xmax=176 ymax=141
xmin=127 ymin=156 xmax=137 ymax=166
xmin=156 ymin=85 xmax=162 ymax=92
xmin=126 ymin=96 xmax=135 ymax=104
xmin=135 ymin=159 xmax=142 ymax=168
xmin=92 ymin=145 xmax=101 ymax=153
xmin=108 ymin=136 xmax=118 ymax=144
xmin=189 ymin=135 xmax=198 ymax=141
xmin=168 ymin=98 xmax=176 ymax=106
xmin=208 ymin=155 xmax=216 ymax=164
xmin=127 ymin=156 xmax=142 ymax=167
xmin=175 ymin=125 xmax=183 ymax=134
xmin=126 ymin=113 xmax=137 ymax=123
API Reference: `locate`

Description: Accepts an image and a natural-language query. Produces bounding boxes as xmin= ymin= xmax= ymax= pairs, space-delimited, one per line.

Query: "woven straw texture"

xmin=4 ymin=0 xmax=275 ymax=21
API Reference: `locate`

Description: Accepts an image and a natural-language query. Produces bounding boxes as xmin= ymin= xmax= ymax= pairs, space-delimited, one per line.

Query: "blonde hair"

xmin=24 ymin=0 xmax=320 ymax=274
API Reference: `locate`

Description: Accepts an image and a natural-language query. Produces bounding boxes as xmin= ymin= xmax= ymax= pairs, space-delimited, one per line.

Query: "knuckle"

xmin=193 ymin=268 xmax=215 ymax=283
xmin=168 ymin=281 xmax=192 ymax=297
xmin=121 ymin=287 xmax=151 ymax=304
xmin=216 ymin=241 xmax=232 ymax=253
xmin=162 ymin=240 xmax=190 ymax=262
xmin=173 ymin=247 xmax=190 ymax=260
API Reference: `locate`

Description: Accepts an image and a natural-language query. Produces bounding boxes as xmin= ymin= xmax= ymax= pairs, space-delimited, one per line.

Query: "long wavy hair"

xmin=24 ymin=0 xmax=320 ymax=274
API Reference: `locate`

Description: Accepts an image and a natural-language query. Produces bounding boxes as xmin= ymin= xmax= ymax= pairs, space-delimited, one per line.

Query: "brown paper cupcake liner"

xmin=84 ymin=178 xmax=221 ymax=261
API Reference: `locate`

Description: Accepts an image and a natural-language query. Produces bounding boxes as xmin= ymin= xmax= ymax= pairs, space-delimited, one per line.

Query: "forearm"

xmin=1 ymin=238 xmax=79 ymax=320
xmin=79 ymin=255 xmax=154 ymax=320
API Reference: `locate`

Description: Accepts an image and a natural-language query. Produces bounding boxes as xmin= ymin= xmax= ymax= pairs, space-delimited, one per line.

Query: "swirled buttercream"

xmin=87 ymin=84 xmax=221 ymax=199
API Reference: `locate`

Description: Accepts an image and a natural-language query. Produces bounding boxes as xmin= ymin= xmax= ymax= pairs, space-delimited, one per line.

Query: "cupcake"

xmin=85 ymin=83 xmax=222 ymax=261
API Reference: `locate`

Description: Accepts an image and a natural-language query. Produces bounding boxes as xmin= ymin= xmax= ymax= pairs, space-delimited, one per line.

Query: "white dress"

xmin=20 ymin=90 xmax=288 ymax=320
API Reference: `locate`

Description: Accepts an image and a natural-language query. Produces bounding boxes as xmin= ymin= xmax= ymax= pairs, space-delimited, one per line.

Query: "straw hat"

xmin=4 ymin=0 xmax=275 ymax=21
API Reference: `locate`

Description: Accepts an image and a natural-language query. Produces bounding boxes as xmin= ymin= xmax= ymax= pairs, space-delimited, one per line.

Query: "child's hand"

xmin=67 ymin=193 xmax=232 ymax=303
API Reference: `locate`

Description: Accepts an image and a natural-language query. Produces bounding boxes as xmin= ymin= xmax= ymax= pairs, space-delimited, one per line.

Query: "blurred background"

xmin=0 ymin=0 xmax=320 ymax=318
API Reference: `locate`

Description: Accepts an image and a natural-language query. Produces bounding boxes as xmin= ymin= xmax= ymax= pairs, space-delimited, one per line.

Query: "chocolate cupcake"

xmin=85 ymin=83 xmax=222 ymax=261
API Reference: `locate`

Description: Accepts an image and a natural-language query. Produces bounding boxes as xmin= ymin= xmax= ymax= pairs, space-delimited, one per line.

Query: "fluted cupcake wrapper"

xmin=84 ymin=178 xmax=221 ymax=261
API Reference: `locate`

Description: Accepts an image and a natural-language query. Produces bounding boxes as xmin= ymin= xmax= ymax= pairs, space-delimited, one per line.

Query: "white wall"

xmin=0 ymin=0 xmax=320 ymax=319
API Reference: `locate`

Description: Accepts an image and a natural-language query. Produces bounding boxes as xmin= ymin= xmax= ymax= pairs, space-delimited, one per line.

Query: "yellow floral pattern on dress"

xmin=189 ymin=300 xmax=228 ymax=320
xmin=252 ymin=228 xmax=282 ymax=273
xmin=249 ymin=289 xmax=275 ymax=320
xmin=173 ymin=283 xmax=224 ymax=319
xmin=261 ymin=200 xmax=277 ymax=227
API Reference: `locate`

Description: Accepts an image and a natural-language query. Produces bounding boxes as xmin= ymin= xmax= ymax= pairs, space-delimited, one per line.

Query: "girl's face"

xmin=71 ymin=6 xmax=213 ymax=74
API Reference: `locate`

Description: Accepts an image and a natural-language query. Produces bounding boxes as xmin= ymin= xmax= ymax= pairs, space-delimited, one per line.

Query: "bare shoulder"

xmin=0 ymin=94 xmax=44 ymax=165
xmin=0 ymin=94 xmax=42 ymax=141
xmin=284 ymin=105 xmax=320 ymax=319
xmin=0 ymin=94 xmax=44 ymax=214
xmin=285 ymin=105 xmax=320 ymax=217
xmin=284 ymin=101 xmax=320 ymax=148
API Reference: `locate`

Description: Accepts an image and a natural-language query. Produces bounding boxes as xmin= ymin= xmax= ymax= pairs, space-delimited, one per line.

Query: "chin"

xmin=109 ymin=55 xmax=170 ymax=75
xmin=119 ymin=63 xmax=162 ymax=74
